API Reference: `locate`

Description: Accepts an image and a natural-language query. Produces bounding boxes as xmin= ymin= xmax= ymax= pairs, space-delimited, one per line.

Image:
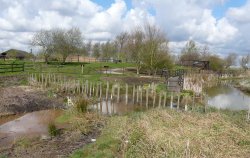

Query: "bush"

xmin=48 ymin=122 xmax=59 ymax=137
xmin=75 ymin=98 xmax=89 ymax=113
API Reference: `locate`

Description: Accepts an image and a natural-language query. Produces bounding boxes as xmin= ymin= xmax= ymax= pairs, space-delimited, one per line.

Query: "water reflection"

xmin=206 ymin=85 xmax=250 ymax=110
xmin=92 ymin=100 xmax=144 ymax=115
xmin=0 ymin=110 xmax=62 ymax=147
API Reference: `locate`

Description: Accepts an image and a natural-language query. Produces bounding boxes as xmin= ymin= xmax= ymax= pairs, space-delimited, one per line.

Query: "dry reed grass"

xmin=86 ymin=109 xmax=250 ymax=158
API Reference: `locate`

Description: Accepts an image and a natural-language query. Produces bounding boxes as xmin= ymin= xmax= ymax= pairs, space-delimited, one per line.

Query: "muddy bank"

xmin=0 ymin=86 xmax=64 ymax=116
xmin=0 ymin=130 xmax=100 ymax=158
xmin=233 ymin=79 xmax=250 ymax=95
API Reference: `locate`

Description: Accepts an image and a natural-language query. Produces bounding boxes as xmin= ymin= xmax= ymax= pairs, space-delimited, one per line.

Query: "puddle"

xmin=206 ymin=85 xmax=250 ymax=110
xmin=101 ymin=68 xmax=124 ymax=75
xmin=0 ymin=110 xmax=62 ymax=147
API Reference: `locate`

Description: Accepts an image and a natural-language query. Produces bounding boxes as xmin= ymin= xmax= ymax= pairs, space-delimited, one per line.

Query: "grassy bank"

xmin=71 ymin=109 xmax=250 ymax=158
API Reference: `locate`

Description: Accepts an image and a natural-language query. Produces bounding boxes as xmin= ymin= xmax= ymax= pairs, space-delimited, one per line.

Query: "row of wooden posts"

xmin=28 ymin=73 xmax=204 ymax=111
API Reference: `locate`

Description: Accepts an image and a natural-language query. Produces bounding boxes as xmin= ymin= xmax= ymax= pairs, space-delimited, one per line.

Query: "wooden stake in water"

xmin=117 ymin=84 xmax=120 ymax=103
xmin=106 ymin=81 xmax=109 ymax=101
xmin=192 ymin=93 xmax=195 ymax=111
xmin=136 ymin=86 xmax=139 ymax=103
xmin=170 ymin=93 xmax=173 ymax=109
xmin=125 ymin=84 xmax=128 ymax=105
xmin=158 ymin=92 xmax=162 ymax=108
xmin=100 ymin=83 xmax=102 ymax=99
xmin=140 ymin=86 xmax=143 ymax=106
xmin=96 ymin=83 xmax=99 ymax=97
xmin=163 ymin=92 xmax=167 ymax=107
xmin=177 ymin=94 xmax=180 ymax=110
xmin=89 ymin=82 xmax=92 ymax=97
xmin=153 ymin=89 xmax=156 ymax=108
xmin=132 ymin=85 xmax=135 ymax=104
xmin=86 ymin=80 xmax=89 ymax=95
xmin=146 ymin=88 xmax=149 ymax=109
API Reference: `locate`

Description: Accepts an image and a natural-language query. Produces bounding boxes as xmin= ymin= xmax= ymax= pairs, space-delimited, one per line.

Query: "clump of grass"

xmin=75 ymin=98 xmax=89 ymax=113
xmin=15 ymin=137 xmax=32 ymax=148
xmin=48 ymin=122 xmax=59 ymax=137
xmin=70 ymin=112 xmax=105 ymax=134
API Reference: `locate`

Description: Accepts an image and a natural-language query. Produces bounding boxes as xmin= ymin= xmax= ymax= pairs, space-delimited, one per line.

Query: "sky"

xmin=0 ymin=0 xmax=249 ymax=56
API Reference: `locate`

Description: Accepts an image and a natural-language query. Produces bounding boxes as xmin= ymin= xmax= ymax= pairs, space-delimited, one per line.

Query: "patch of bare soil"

xmin=0 ymin=130 xmax=100 ymax=158
xmin=0 ymin=86 xmax=64 ymax=116
xmin=102 ymin=76 xmax=164 ymax=85
xmin=0 ymin=75 xmax=27 ymax=87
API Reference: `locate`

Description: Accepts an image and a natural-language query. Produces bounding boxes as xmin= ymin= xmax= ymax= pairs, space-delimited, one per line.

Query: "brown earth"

xmin=0 ymin=86 xmax=64 ymax=116
xmin=0 ymin=130 xmax=100 ymax=158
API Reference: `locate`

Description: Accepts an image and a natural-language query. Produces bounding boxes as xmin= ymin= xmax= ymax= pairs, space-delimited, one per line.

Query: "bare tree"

xmin=92 ymin=42 xmax=101 ymax=58
xmin=142 ymin=24 xmax=171 ymax=75
xmin=32 ymin=30 xmax=54 ymax=63
xmin=115 ymin=32 xmax=129 ymax=59
xmin=101 ymin=41 xmax=117 ymax=59
xmin=180 ymin=40 xmax=200 ymax=62
xmin=126 ymin=28 xmax=145 ymax=74
xmin=240 ymin=54 xmax=250 ymax=71
xmin=53 ymin=27 xmax=83 ymax=64
xmin=225 ymin=53 xmax=237 ymax=69
xmin=200 ymin=45 xmax=210 ymax=60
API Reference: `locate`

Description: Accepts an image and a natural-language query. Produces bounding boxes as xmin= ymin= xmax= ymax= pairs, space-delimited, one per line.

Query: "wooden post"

xmin=100 ymin=83 xmax=102 ymax=99
xmin=140 ymin=86 xmax=143 ymax=106
xmin=192 ymin=93 xmax=195 ymax=111
xmin=132 ymin=85 xmax=135 ymax=104
xmin=136 ymin=86 xmax=139 ymax=103
xmin=89 ymin=82 xmax=92 ymax=97
xmin=177 ymin=94 xmax=180 ymax=110
xmin=111 ymin=86 xmax=114 ymax=102
xmin=163 ymin=92 xmax=167 ymax=107
xmin=96 ymin=83 xmax=99 ymax=97
xmin=82 ymin=81 xmax=84 ymax=94
xmin=158 ymin=92 xmax=162 ymax=108
xmin=146 ymin=88 xmax=149 ymax=109
xmin=170 ymin=93 xmax=173 ymax=109
xmin=153 ymin=89 xmax=156 ymax=108
xmin=86 ymin=80 xmax=89 ymax=95
xmin=106 ymin=81 xmax=109 ymax=101
xmin=125 ymin=84 xmax=128 ymax=105
xmin=41 ymin=73 xmax=44 ymax=88
xmin=185 ymin=104 xmax=188 ymax=111
xmin=117 ymin=84 xmax=120 ymax=103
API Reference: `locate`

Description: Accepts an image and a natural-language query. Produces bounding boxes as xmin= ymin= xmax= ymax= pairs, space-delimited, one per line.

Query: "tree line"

xmin=32 ymin=24 xmax=173 ymax=75
xmin=32 ymin=25 xmax=249 ymax=72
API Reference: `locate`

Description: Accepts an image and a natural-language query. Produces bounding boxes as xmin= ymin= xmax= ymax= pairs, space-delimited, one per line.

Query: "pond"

xmin=0 ymin=110 xmax=62 ymax=147
xmin=206 ymin=85 xmax=250 ymax=111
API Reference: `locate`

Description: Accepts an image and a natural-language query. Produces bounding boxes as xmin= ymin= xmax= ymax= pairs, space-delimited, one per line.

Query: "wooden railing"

xmin=0 ymin=63 xmax=25 ymax=73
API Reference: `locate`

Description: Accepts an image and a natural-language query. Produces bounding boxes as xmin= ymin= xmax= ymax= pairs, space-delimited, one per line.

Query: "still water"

xmin=0 ymin=110 xmax=62 ymax=147
xmin=206 ymin=85 xmax=250 ymax=111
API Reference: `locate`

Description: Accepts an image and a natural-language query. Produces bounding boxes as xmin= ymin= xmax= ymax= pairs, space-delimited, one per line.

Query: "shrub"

xmin=48 ymin=122 xmax=59 ymax=137
xmin=75 ymin=98 xmax=89 ymax=113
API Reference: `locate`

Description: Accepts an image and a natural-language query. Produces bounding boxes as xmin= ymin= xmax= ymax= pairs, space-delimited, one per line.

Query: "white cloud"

xmin=0 ymin=0 xmax=249 ymax=55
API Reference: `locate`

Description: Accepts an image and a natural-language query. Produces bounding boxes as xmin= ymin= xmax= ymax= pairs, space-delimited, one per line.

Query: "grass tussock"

xmin=48 ymin=122 xmax=60 ymax=137
xmin=71 ymin=109 xmax=250 ymax=158
xmin=75 ymin=98 xmax=89 ymax=114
